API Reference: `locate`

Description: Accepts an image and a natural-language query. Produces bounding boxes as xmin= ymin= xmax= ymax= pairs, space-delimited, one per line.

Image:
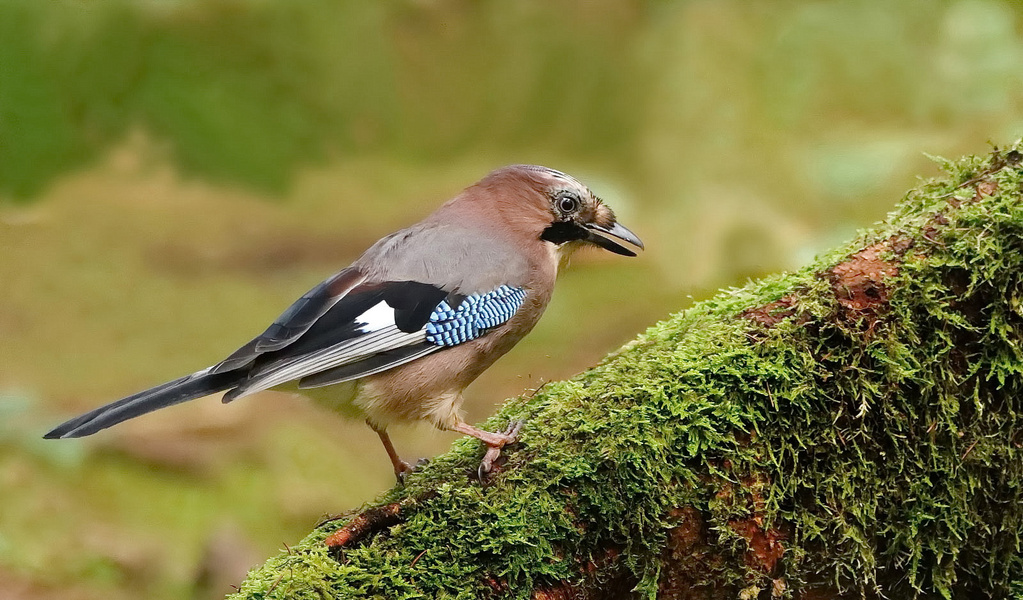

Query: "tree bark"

xmin=230 ymin=145 xmax=1023 ymax=599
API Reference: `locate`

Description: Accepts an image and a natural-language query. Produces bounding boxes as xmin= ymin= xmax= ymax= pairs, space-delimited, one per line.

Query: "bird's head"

xmin=473 ymin=165 xmax=644 ymax=258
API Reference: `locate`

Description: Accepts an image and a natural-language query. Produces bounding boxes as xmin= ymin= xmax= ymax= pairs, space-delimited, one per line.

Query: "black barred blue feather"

xmin=426 ymin=286 xmax=527 ymax=346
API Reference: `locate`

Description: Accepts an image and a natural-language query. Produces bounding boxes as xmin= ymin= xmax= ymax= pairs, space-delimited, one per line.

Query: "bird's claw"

xmin=394 ymin=460 xmax=413 ymax=484
xmin=395 ymin=457 xmax=430 ymax=485
xmin=477 ymin=420 xmax=524 ymax=478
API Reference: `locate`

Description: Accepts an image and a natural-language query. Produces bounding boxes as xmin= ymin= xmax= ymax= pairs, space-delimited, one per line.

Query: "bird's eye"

xmin=556 ymin=193 xmax=580 ymax=214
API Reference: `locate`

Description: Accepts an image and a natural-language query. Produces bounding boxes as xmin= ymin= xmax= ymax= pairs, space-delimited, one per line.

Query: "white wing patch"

xmin=356 ymin=301 xmax=396 ymax=331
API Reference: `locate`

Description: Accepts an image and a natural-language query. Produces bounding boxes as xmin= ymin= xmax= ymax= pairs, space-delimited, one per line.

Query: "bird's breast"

xmin=356 ymin=285 xmax=553 ymax=428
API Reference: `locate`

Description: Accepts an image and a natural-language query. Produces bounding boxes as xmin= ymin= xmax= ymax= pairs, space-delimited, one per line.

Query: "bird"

xmin=44 ymin=165 xmax=643 ymax=478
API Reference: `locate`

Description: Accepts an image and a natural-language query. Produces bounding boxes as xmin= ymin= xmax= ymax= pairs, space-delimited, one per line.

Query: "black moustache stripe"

xmin=540 ymin=221 xmax=586 ymax=245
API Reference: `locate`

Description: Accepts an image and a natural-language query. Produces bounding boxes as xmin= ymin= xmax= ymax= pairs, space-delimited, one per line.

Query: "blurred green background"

xmin=2 ymin=1 xmax=1022 ymax=598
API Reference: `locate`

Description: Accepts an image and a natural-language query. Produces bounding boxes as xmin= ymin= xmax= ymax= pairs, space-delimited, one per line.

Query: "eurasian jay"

xmin=45 ymin=165 xmax=643 ymax=477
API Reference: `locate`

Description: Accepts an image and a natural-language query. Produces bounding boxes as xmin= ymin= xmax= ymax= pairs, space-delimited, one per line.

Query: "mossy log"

xmin=231 ymin=146 xmax=1023 ymax=599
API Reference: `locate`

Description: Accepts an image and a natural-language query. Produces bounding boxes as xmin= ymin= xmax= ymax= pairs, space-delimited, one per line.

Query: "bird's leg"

xmin=451 ymin=420 xmax=523 ymax=474
xmin=367 ymin=420 xmax=413 ymax=482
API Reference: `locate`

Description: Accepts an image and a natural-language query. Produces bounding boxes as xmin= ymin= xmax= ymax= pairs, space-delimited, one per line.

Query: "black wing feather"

xmin=383 ymin=282 xmax=450 ymax=332
xmin=220 ymin=280 xmax=455 ymax=401
xmin=211 ymin=268 xmax=366 ymax=373
xmin=250 ymin=281 xmax=450 ymax=365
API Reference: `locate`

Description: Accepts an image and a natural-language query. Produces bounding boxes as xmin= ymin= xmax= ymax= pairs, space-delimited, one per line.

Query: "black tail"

xmin=44 ymin=369 xmax=244 ymax=439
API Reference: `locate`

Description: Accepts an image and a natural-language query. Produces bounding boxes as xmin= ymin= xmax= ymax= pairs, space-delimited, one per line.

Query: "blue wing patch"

xmin=425 ymin=285 xmax=528 ymax=347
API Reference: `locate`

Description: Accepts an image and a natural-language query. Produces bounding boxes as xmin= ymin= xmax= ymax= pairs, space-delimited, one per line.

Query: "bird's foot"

xmin=393 ymin=459 xmax=414 ymax=483
xmin=394 ymin=457 xmax=430 ymax=485
xmin=452 ymin=420 xmax=524 ymax=477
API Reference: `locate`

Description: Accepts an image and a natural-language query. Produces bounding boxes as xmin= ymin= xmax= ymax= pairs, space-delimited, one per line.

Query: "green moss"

xmin=232 ymin=144 xmax=1023 ymax=598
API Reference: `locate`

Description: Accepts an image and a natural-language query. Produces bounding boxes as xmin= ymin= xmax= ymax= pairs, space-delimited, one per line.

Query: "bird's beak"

xmin=583 ymin=221 xmax=644 ymax=257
